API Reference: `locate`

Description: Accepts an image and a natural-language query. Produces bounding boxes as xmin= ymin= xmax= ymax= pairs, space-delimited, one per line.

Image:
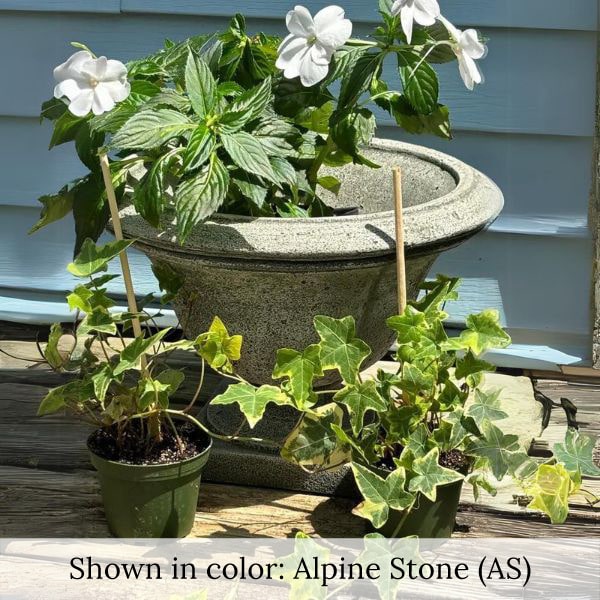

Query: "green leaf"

xmin=465 ymin=472 xmax=497 ymax=502
xmin=221 ymin=131 xmax=278 ymax=183
xmin=111 ymin=109 xmax=193 ymax=150
xmin=313 ymin=315 xmax=371 ymax=384
xmin=388 ymin=95 xmax=452 ymax=139
xmin=38 ymin=379 xmax=92 ymax=416
xmin=398 ymin=51 xmax=439 ymax=114
xmin=455 ymin=350 xmax=495 ymax=387
xmin=138 ymin=378 xmax=172 ymax=411
xmin=232 ymin=174 xmax=268 ymax=208
xmin=151 ymin=261 xmax=183 ymax=304
xmin=317 ymin=175 xmax=341 ymax=195
xmin=404 ymin=423 xmax=432 ymax=458
xmin=272 ymin=344 xmax=322 ymax=408
xmin=221 ymin=77 xmax=273 ymax=131
xmin=465 ymin=389 xmax=508 ymax=428
xmin=397 ymin=362 xmax=435 ymax=397
xmin=185 ymin=51 xmax=217 ymax=118
xmin=49 ymin=110 xmax=87 ymax=148
xmin=351 ymin=463 xmax=414 ymax=529
xmin=386 ymin=306 xmax=427 ymax=344
xmin=211 ymin=382 xmax=292 ymax=428
xmin=527 ymin=463 xmax=575 ymax=524
xmin=466 ymin=421 xmax=520 ymax=480
xmin=330 ymin=109 xmax=377 ymax=163
xmin=67 ymin=238 xmax=134 ymax=277
xmin=195 ymin=316 xmax=242 ymax=373
xmin=29 ymin=190 xmax=74 ymax=234
xmin=269 ymin=156 xmax=297 ymax=187
xmin=67 ymin=284 xmax=114 ymax=314
xmin=438 ymin=409 xmax=479 ymax=449
xmin=72 ymin=176 xmax=110 ymax=255
xmin=294 ymin=101 xmax=334 ymax=134
xmin=74 ymin=122 xmax=104 ymax=172
xmin=553 ymin=429 xmax=600 ymax=477
xmin=339 ymin=51 xmax=384 ymax=107
xmin=78 ymin=310 xmax=117 ymax=336
xmin=114 ymin=329 xmax=170 ymax=376
xmin=443 ymin=309 xmax=511 ymax=355
xmin=176 ymin=153 xmax=230 ymax=241
xmin=408 ymin=447 xmax=464 ymax=502
xmin=92 ymin=364 xmax=113 ymax=406
xmin=41 ymin=96 xmax=68 ymax=122
xmin=183 ymin=124 xmax=216 ymax=172
xmin=281 ymin=403 xmax=350 ymax=469
xmin=334 ymin=381 xmax=387 ymax=436
xmin=44 ymin=323 xmax=65 ymax=370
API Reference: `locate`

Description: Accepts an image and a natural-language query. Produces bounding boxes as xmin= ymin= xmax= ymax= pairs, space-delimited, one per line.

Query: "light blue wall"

xmin=0 ymin=1 xmax=597 ymax=368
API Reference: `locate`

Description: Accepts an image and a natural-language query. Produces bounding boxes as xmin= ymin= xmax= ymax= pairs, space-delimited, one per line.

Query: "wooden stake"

xmin=99 ymin=152 xmax=144 ymax=346
xmin=393 ymin=167 xmax=407 ymax=315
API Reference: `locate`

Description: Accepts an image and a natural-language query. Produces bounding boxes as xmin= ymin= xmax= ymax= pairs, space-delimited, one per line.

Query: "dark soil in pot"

xmin=88 ymin=421 xmax=212 ymax=538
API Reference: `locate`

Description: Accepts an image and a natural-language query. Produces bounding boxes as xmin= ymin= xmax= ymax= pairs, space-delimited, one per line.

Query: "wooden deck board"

xmin=0 ymin=333 xmax=598 ymax=538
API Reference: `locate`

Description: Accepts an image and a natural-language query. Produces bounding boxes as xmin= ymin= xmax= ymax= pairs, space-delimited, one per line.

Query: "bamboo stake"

xmin=393 ymin=167 xmax=407 ymax=315
xmin=98 ymin=152 xmax=145 ymax=357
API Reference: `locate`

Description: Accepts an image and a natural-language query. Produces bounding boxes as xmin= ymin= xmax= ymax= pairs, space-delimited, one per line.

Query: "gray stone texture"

xmin=119 ymin=139 xmax=504 ymax=384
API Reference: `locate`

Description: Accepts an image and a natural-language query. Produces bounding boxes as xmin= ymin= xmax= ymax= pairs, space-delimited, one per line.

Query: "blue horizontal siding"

xmin=0 ymin=1 xmax=119 ymax=12
xmin=0 ymin=205 xmax=591 ymax=343
xmin=0 ymin=11 xmax=595 ymax=137
xmin=2 ymin=118 xmax=592 ymax=230
xmin=122 ymin=0 xmax=599 ymax=32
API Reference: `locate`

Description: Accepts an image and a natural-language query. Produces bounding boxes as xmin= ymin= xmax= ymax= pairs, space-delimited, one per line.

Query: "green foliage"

xmin=38 ymin=240 xmax=245 ymax=453
xmin=36 ymin=9 xmax=462 ymax=243
xmin=207 ymin=276 xmax=592 ymax=531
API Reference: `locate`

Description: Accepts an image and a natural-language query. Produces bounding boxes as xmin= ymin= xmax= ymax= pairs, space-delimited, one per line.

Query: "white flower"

xmin=391 ymin=0 xmax=440 ymax=44
xmin=439 ymin=17 xmax=487 ymax=91
xmin=53 ymin=50 xmax=131 ymax=117
xmin=276 ymin=5 xmax=352 ymax=87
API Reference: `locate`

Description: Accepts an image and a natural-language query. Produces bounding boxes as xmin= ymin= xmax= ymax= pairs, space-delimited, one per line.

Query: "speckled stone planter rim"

xmin=117 ymin=138 xmax=503 ymax=262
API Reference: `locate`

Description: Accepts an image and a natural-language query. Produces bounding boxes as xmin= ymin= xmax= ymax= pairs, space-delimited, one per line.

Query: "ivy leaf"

xmin=272 ymin=344 xmax=322 ymax=408
xmin=78 ymin=310 xmax=117 ymax=336
xmin=281 ymin=403 xmax=350 ymax=469
xmin=465 ymin=472 xmax=497 ymax=502
xmin=113 ymin=329 xmax=170 ymax=376
xmin=38 ymin=379 xmax=92 ymax=416
xmin=211 ymin=382 xmax=293 ymax=428
xmin=527 ymin=463 xmax=577 ymax=524
xmin=138 ymin=378 xmax=172 ymax=411
xmin=221 ymin=131 xmax=278 ymax=183
xmin=443 ymin=309 xmax=511 ymax=355
xmin=185 ymin=51 xmax=217 ymax=118
xmin=408 ymin=447 xmax=464 ymax=502
xmin=553 ymin=429 xmax=600 ymax=477
xmin=92 ymin=364 xmax=113 ymax=406
xmin=351 ymin=463 xmax=415 ymax=529
xmin=397 ymin=362 xmax=435 ymax=396
xmin=195 ymin=316 xmax=242 ymax=373
xmin=330 ymin=424 xmax=378 ymax=465
xmin=176 ymin=153 xmax=230 ymax=241
xmin=404 ymin=423 xmax=432 ymax=459
xmin=386 ymin=306 xmax=427 ymax=344
xmin=44 ymin=323 xmax=66 ymax=370
xmin=398 ymin=51 xmax=439 ymax=115
xmin=183 ymin=124 xmax=216 ymax=172
xmin=466 ymin=421 xmax=520 ymax=480
xmin=313 ymin=315 xmax=371 ymax=384
xmin=455 ymin=350 xmax=495 ymax=387
xmin=67 ymin=238 xmax=134 ymax=277
xmin=334 ymin=380 xmax=387 ymax=436
xmin=111 ymin=109 xmax=193 ymax=150
xmin=465 ymin=389 xmax=508 ymax=429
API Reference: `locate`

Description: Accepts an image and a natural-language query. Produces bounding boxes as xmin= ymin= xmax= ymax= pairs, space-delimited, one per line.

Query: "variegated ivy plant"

xmin=36 ymin=2 xmax=487 ymax=253
xmin=209 ymin=276 xmax=600 ymax=527
xmin=37 ymin=238 xmax=249 ymax=452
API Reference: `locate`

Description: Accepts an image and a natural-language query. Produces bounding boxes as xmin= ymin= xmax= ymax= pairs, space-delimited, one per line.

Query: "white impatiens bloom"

xmin=276 ymin=5 xmax=352 ymax=87
xmin=439 ymin=16 xmax=487 ymax=91
xmin=391 ymin=0 xmax=440 ymax=44
xmin=53 ymin=50 xmax=131 ymax=117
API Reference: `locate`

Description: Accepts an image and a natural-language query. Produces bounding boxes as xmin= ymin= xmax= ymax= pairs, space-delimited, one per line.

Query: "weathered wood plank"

xmin=2 ymin=466 xmax=597 ymax=539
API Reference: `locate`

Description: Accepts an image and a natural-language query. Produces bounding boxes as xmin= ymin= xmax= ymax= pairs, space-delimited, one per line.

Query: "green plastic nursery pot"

xmin=88 ymin=431 xmax=212 ymax=538
xmin=378 ymin=478 xmax=465 ymax=539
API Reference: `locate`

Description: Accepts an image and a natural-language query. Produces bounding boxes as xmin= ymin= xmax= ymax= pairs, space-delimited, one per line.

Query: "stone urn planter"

xmin=119 ymin=139 xmax=503 ymax=385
